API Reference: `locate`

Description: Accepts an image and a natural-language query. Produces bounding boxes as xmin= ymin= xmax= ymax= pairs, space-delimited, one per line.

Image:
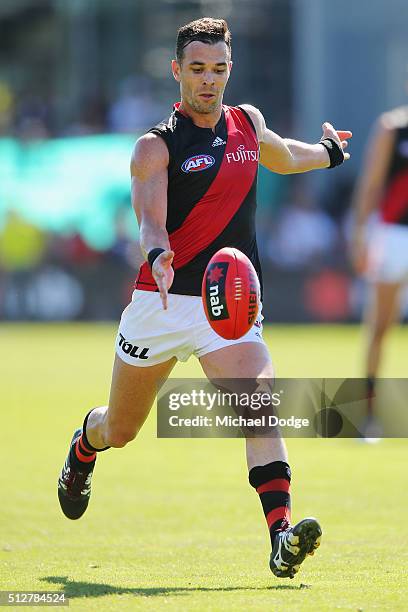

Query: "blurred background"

xmin=1 ymin=0 xmax=408 ymax=323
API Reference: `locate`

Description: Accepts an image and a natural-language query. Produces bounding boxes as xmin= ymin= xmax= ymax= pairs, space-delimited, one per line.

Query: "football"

xmin=201 ymin=247 xmax=260 ymax=340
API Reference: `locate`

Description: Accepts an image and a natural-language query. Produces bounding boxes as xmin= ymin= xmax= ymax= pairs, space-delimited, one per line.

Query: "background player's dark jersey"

xmin=380 ymin=107 xmax=408 ymax=226
xmin=134 ymin=103 xmax=263 ymax=296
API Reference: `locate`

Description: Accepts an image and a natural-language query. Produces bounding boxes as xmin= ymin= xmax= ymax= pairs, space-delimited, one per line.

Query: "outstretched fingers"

xmin=155 ymin=273 xmax=169 ymax=310
xmin=152 ymin=250 xmax=175 ymax=310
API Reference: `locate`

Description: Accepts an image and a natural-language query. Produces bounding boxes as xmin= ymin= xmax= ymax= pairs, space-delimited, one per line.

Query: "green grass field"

xmin=1 ymin=323 xmax=407 ymax=611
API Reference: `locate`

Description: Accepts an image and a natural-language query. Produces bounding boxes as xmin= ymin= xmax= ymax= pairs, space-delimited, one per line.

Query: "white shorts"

xmin=366 ymin=223 xmax=408 ymax=284
xmin=115 ymin=290 xmax=266 ymax=367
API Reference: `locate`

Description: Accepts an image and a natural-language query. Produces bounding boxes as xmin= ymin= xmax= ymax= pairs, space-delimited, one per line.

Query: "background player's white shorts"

xmin=116 ymin=289 xmax=265 ymax=367
xmin=366 ymin=222 xmax=408 ymax=284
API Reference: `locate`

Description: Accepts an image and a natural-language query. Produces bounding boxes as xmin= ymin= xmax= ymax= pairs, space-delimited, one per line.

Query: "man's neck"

xmin=178 ymin=100 xmax=223 ymax=131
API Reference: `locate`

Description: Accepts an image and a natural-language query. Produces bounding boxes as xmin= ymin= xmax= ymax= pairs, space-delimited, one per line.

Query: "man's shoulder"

xmin=235 ymin=103 xmax=261 ymax=114
xmin=231 ymin=104 xmax=265 ymax=142
xmin=131 ymin=132 xmax=169 ymax=173
xmin=226 ymin=103 xmax=261 ymax=118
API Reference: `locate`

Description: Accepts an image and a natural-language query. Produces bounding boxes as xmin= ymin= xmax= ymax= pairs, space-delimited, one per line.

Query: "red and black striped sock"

xmin=70 ymin=409 xmax=110 ymax=470
xmin=249 ymin=460 xmax=292 ymax=546
xmin=73 ymin=434 xmax=97 ymax=465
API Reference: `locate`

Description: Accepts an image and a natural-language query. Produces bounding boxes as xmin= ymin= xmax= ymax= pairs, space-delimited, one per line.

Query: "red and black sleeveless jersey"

xmin=134 ymin=103 xmax=263 ymax=296
xmin=380 ymin=108 xmax=408 ymax=226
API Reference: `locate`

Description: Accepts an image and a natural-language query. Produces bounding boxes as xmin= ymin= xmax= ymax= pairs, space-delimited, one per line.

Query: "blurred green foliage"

xmin=0 ymin=134 xmax=138 ymax=250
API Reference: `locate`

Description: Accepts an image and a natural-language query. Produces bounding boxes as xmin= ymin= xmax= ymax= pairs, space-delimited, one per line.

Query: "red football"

xmin=201 ymin=247 xmax=260 ymax=340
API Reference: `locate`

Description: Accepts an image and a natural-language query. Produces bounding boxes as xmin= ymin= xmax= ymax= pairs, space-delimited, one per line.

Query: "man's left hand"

xmin=321 ymin=122 xmax=352 ymax=161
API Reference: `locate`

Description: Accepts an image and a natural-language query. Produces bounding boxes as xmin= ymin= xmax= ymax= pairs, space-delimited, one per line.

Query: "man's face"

xmin=172 ymin=41 xmax=232 ymax=114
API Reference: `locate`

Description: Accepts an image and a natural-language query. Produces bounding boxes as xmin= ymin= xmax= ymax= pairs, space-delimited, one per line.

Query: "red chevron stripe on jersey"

xmin=135 ymin=105 xmax=258 ymax=291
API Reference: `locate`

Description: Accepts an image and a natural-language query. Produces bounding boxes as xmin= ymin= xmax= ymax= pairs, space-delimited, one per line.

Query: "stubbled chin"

xmin=192 ymin=100 xmax=219 ymax=114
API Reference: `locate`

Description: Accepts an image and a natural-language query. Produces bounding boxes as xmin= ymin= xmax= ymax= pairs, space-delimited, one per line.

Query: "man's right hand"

xmin=151 ymin=250 xmax=175 ymax=310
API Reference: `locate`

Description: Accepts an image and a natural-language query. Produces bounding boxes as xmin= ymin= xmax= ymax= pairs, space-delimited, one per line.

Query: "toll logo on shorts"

xmin=181 ymin=154 xmax=215 ymax=173
xmin=118 ymin=333 xmax=150 ymax=359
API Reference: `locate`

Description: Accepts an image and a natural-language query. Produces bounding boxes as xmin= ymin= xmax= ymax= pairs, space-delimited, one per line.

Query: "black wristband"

xmin=320 ymin=138 xmax=344 ymax=169
xmin=147 ymin=248 xmax=165 ymax=269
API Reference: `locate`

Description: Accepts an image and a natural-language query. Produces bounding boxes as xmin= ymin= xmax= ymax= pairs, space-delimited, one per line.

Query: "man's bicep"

xmin=259 ymin=128 xmax=293 ymax=173
xmin=130 ymin=134 xmax=169 ymax=228
xmin=238 ymin=105 xmax=292 ymax=172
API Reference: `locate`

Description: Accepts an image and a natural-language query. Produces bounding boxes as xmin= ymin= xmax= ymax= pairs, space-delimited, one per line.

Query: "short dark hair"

xmin=176 ymin=17 xmax=231 ymax=64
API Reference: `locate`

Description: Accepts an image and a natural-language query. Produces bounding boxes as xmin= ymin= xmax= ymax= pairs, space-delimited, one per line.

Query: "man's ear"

xmin=172 ymin=59 xmax=181 ymax=83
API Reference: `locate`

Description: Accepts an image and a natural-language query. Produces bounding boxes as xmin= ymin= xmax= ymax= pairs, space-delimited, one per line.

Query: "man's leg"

xmin=364 ymin=281 xmax=401 ymax=381
xmin=362 ymin=282 xmax=400 ymax=436
xmin=85 ymin=354 xmax=177 ymax=448
xmin=199 ymin=342 xmax=321 ymax=579
xmin=58 ymin=354 xmax=176 ymax=519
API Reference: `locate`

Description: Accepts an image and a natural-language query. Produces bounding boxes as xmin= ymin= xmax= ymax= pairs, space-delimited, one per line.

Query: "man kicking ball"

xmin=58 ymin=17 xmax=351 ymax=579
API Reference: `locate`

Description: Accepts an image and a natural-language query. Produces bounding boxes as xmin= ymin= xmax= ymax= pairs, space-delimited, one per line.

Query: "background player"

xmin=351 ymin=103 xmax=408 ymax=437
xmin=58 ymin=17 xmax=351 ymax=579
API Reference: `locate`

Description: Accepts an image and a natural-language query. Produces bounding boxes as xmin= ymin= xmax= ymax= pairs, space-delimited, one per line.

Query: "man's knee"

xmin=104 ymin=426 xmax=139 ymax=448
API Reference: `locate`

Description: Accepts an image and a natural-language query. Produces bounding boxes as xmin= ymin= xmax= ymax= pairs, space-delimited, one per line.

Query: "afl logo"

xmin=181 ymin=154 xmax=215 ymax=173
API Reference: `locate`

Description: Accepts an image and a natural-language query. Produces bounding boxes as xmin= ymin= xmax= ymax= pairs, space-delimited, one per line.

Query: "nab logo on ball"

xmin=205 ymin=263 xmax=229 ymax=321
xmin=181 ymin=154 xmax=215 ymax=173
xmin=202 ymin=247 xmax=260 ymax=340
